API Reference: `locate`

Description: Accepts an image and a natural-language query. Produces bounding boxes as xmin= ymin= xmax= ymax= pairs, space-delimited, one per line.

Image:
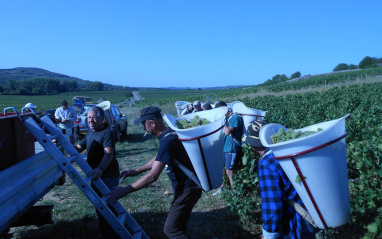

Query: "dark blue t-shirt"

xmin=79 ymin=126 xmax=120 ymax=178
xmin=156 ymin=128 xmax=198 ymax=191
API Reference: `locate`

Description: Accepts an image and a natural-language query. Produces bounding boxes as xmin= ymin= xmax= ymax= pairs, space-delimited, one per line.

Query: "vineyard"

xmin=227 ymin=82 xmax=382 ymax=238
xmin=139 ymin=70 xmax=382 ymax=238
xmin=2 ymin=67 xmax=382 ymax=238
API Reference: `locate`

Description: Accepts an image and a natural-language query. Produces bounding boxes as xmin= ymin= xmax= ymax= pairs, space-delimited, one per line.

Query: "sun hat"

xmin=242 ymin=119 xmax=266 ymax=147
xmin=193 ymin=101 xmax=201 ymax=106
xmin=133 ymin=106 xmax=162 ymax=124
xmin=24 ymin=103 xmax=37 ymax=109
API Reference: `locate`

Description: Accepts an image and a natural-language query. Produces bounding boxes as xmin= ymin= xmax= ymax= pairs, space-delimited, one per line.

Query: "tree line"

xmin=0 ymin=78 xmax=137 ymax=95
xmin=262 ymin=56 xmax=382 ymax=87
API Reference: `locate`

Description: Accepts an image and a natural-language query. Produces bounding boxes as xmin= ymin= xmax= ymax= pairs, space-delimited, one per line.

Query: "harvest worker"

xmin=106 ymin=106 xmax=202 ymax=239
xmin=54 ymin=99 xmax=77 ymax=144
xmin=213 ymin=101 xmax=243 ymax=195
xmin=192 ymin=100 xmax=203 ymax=112
xmin=23 ymin=102 xmax=38 ymax=112
xmin=202 ymin=103 xmax=212 ymax=111
xmin=242 ymin=119 xmax=318 ymax=239
xmin=180 ymin=103 xmax=194 ymax=116
xmin=75 ymin=106 xmax=120 ymax=239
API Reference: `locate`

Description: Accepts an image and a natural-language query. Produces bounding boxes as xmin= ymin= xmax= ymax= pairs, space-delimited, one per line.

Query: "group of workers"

xmin=23 ymin=100 xmax=319 ymax=238
xmin=105 ymin=102 xmax=318 ymax=238
xmin=180 ymin=100 xmax=214 ymax=116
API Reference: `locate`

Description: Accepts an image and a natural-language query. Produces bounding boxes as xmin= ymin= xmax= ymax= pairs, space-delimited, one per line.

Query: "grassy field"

xmin=10 ymin=105 xmax=255 ymax=239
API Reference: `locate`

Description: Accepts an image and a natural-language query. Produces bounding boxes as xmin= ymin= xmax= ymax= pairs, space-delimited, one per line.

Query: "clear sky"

xmin=1 ymin=1 xmax=381 ymax=88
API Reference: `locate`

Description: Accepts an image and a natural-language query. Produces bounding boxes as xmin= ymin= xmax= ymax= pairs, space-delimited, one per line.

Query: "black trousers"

xmin=164 ymin=186 xmax=202 ymax=239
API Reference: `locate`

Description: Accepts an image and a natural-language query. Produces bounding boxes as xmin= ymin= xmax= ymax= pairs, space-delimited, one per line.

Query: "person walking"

xmin=213 ymin=101 xmax=243 ymax=195
xmin=75 ymin=106 xmax=120 ymax=239
xmin=54 ymin=99 xmax=77 ymax=144
xmin=106 ymin=106 xmax=202 ymax=239
xmin=242 ymin=119 xmax=318 ymax=239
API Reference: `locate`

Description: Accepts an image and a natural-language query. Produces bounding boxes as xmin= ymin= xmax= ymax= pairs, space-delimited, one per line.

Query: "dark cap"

xmin=133 ymin=106 xmax=162 ymax=124
xmin=242 ymin=119 xmax=266 ymax=147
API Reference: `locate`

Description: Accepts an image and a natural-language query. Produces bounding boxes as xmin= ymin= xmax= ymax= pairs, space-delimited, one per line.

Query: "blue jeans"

xmin=91 ymin=177 xmax=119 ymax=239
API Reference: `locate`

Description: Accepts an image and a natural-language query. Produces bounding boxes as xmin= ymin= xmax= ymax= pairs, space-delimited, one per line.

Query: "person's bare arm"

xmin=74 ymin=144 xmax=86 ymax=153
xmin=224 ymin=125 xmax=236 ymax=135
xmin=105 ymin=160 xmax=165 ymax=203
xmin=120 ymin=156 xmax=156 ymax=179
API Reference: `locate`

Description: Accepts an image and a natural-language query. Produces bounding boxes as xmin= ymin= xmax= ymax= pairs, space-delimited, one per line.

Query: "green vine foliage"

xmin=225 ymin=82 xmax=382 ymax=238
xmin=224 ymin=143 xmax=262 ymax=231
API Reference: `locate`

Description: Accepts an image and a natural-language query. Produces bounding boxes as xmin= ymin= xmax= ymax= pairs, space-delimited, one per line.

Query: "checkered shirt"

xmin=258 ymin=149 xmax=303 ymax=239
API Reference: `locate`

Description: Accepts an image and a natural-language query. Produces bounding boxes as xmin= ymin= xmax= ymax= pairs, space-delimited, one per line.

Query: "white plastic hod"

xmin=259 ymin=114 xmax=351 ymax=229
xmin=231 ymin=101 xmax=267 ymax=137
xmin=163 ymin=107 xmax=228 ymax=192
xmin=175 ymin=101 xmax=191 ymax=116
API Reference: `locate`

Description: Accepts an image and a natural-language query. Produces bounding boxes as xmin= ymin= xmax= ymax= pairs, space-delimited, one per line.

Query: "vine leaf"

xmin=295 ymin=175 xmax=307 ymax=184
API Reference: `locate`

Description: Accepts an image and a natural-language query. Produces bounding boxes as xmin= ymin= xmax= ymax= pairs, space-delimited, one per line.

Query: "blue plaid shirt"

xmin=259 ymin=149 xmax=303 ymax=239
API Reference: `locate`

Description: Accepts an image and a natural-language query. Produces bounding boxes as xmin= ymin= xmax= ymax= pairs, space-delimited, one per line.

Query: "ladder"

xmin=17 ymin=112 xmax=149 ymax=239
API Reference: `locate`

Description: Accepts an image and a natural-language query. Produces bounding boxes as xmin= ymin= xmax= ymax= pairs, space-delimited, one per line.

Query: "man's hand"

xmin=89 ymin=168 xmax=103 ymax=181
xmin=120 ymin=169 xmax=139 ymax=179
xmin=105 ymin=186 xmax=131 ymax=204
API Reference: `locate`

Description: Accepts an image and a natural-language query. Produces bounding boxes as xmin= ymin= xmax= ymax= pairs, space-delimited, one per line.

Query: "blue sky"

xmin=1 ymin=1 xmax=381 ymax=88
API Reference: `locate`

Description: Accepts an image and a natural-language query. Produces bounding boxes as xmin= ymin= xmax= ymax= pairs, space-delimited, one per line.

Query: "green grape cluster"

xmin=271 ymin=127 xmax=323 ymax=144
xmin=176 ymin=115 xmax=211 ymax=129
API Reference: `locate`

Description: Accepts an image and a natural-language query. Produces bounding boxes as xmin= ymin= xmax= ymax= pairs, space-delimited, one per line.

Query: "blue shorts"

xmin=224 ymin=152 xmax=238 ymax=170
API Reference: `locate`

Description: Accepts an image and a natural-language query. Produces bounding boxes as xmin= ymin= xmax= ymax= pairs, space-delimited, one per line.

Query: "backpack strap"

xmin=286 ymin=199 xmax=318 ymax=228
xmin=161 ymin=131 xmax=203 ymax=190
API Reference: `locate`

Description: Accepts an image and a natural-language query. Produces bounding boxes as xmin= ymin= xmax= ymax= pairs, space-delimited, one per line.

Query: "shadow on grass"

xmin=120 ymin=133 xmax=156 ymax=143
xmin=14 ymin=207 xmax=254 ymax=239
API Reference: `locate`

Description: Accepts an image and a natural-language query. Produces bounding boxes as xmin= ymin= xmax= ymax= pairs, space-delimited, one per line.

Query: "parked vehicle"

xmin=72 ymin=96 xmax=92 ymax=108
xmin=75 ymin=104 xmax=128 ymax=142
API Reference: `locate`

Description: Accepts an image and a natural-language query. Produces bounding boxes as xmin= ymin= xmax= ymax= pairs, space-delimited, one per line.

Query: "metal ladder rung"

xmin=133 ymin=231 xmax=143 ymax=239
xmin=67 ymin=155 xmax=79 ymax=164
xmin=48 ymin=134 xmax=61 ymax=140
xmin=85 ymin=175 xmax=93 ymax=184
xmin=118 ymin=212 xmax=127 ymax=224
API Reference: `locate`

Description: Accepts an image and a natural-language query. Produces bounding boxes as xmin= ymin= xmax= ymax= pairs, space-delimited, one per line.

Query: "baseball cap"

xmin=242 ymin=119 xmax=266 ymax=147
xmin=193 ymin=101 xmax=201 ymax=106
xmin=133 ymin=106 xmax=162 ymax=124
xmin=24 ymin=103 xmax=37 ymax=109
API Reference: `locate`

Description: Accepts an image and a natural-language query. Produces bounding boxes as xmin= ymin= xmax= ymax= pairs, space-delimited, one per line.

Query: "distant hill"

xmin=0 ymin=67 xmax=247 ymax=90
xmin=0 ymin=67 xmax=142 ymax=94
xmin=0 ymin=67 xmax=89 ymax=85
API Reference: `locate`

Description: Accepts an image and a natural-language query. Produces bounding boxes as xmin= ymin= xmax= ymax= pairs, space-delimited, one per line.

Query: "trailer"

xmin=0 ymin=107 xmax=65 ymax=236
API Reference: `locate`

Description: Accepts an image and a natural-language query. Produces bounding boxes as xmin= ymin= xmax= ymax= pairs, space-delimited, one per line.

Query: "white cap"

xmin=24 ymin=103 xmax=37 ymax=108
